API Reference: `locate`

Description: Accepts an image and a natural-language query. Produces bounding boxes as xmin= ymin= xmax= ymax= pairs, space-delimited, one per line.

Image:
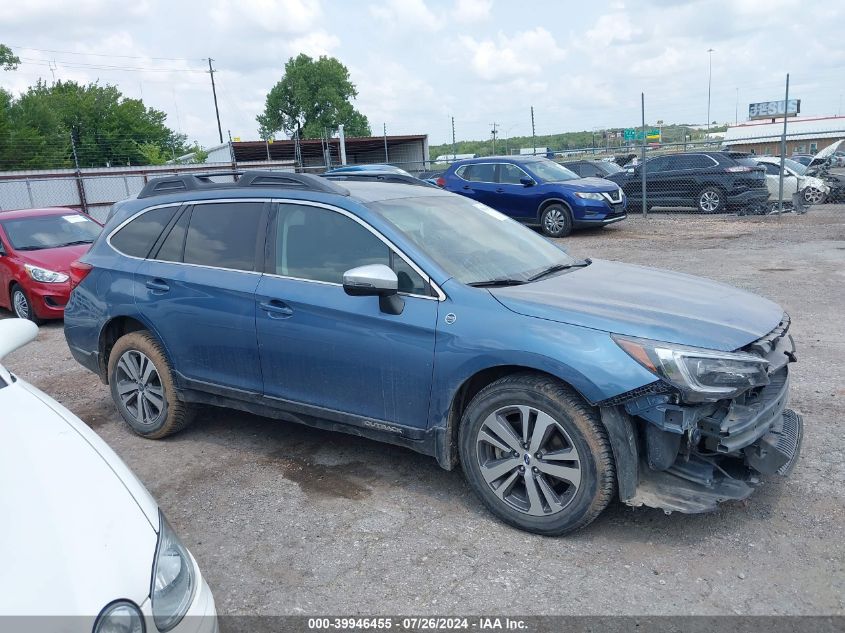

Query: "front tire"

xmin=11 ymin=284 xmax=44 ymax=324
xmin=108 ymin=331 xmax=194 ymax=439
xmin=803 ymin=187 xmax=826 ymax=205
xmin=458 ymin=373 xmax=615 ymax=536
xmin=697 ymin=186 xmax=725 ymax=213
xmin=540 ymin=204 xmax=573 ymax=237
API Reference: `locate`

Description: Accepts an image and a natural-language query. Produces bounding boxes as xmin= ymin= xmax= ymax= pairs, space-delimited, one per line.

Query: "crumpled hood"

xmin=490 ymin=259 xmax=783 ymax=351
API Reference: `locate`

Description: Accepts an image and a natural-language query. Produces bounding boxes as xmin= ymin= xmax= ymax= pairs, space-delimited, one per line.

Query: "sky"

xmin=2 ymin=0 xmax=844 ymax=148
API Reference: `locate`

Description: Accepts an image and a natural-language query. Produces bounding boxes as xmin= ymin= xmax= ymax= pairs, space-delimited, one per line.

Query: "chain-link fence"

xmin=1 ymin=133 xmax=842 ymax=221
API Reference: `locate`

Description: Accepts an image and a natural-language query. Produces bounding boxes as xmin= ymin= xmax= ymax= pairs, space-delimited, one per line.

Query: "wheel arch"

xmin=536 ymin=197 xmax=573 ymax=223
xmin=97 ymin=314 xmax=172 ymax=384
xmin=438 ymin=364 xmax=594 ymax=471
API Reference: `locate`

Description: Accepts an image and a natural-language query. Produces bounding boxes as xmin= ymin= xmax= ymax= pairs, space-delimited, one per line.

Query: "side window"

xmin=465 ymin=163 xmax=495 ymax=182
xmin=566 ymin=164 xmax=583 ymax=176
xmin=183 ymin=202 xmax=264 ymax=271
xmin=276 ymin=204 xmax=389 ymax=284
xmin=644 ymin=157 xmax=669 ymax=173
xmin=110 ymin=206 xmax=179 ymax=258
xmin=581 ymin=164 xmax=599 ymax=177
xmin=275 ymin=204 xmax=429 ymax=294
xmin=455 ymin=165 xmax=469 ymax=179
xmin=498 ymin=163 xmax=528 ymax=185
xmin=689 ymin=155 xmax=716 ymax=169
xmin=391 ymin=253 xmax=428 ymax=295
xmin=763 ymin=163 xmax=780 ymax=175
xmin=153 ymin=208 xmax=190 ymax=262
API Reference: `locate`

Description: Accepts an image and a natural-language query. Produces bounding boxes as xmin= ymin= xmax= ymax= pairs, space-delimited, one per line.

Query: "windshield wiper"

xmin=54 ymin=240 xmax=94 ymax=247
xmin=467 ymin=278 xmax=528 ymax=288
xmin=526 ymin=259 xmax=591 ymax=282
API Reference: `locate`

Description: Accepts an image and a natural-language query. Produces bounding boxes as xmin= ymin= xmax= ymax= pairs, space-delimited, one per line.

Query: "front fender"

xmin=427 ymin=281 xmax=658 ymax=456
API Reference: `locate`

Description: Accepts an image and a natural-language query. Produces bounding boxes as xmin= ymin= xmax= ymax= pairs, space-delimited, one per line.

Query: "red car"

xmin=0 ymin=207 xmax=102 ymax=323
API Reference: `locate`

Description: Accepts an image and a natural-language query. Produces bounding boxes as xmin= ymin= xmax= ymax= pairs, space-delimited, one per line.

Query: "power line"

xmin=8 ymin=44 xmax=205 ymax=62
xmin=19 ymin=58 xmax=206 ymax=73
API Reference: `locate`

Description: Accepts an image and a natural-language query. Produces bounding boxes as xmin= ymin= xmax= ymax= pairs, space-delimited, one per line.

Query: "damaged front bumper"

xmin=600 ymin=317 xmax=803 ymax=514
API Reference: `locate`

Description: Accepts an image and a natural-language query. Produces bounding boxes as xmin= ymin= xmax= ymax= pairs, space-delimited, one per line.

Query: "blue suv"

xmin=64 ymin=170 xmax=801 ymax=535
xmin=439 ymin=156 xmax=626 ymax=237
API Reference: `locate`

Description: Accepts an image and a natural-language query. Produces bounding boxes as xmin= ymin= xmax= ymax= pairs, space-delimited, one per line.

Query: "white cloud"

xmin=460 ymin=28 xmax=566 ymax=80
xmin=210 ymin=0 xmax=321 ymax=33
xmin=368 ymin=0 xmax=441 ymax=31
xmin=287 ymin=31 xmax=341 ymax=58
xmin=454 ymin=0 xmax=493 ymax=23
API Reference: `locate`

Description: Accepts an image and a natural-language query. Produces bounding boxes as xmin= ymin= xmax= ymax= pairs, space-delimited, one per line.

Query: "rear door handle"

xmin=462 ymin=185 xmax=471 ymax=190
xmin=145 ymin=279 xmax=170 ymax=293
xmin=259 ymin=300 xmax=293 ymax=318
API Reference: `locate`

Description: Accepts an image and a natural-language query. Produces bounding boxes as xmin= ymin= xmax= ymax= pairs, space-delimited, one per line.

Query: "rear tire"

xmin=11 ymin=284 xmax=44 ymax=324
xmin=458 ymin=373 xmax=615 ymax=536
xmin=697 ymin=186 xmax=725 ymax=213
xmin=108 ymin=331 xmax=194 ymax=439
xmin=540 ymin=204 xmax=573 ymax=237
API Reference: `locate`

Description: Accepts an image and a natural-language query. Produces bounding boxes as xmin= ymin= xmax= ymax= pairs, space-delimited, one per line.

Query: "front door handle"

xmin=260 ymin=300 xmax=293 ymax=318
xmin=145 ymin=279 xmax=170 ymax=293
xmin=495 ymin=187 xmax=504 ymax=193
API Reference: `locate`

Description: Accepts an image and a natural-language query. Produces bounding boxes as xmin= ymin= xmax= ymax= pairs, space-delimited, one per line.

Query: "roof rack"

xmin=321 ymin=172 xmax=437 ymax=188
xmin=137 ymin=170 xmax=349 ymax=199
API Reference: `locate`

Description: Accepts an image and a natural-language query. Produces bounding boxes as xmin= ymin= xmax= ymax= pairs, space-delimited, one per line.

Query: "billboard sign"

xmin=748 ymin=99 xmax=800 ymax=120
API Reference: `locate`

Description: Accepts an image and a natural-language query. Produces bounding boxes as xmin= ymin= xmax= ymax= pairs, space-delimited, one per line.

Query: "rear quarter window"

xmin=109 ymin=206 xmax=179 ymax=258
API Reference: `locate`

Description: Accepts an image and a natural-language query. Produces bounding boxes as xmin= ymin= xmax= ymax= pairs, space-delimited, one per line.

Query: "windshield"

xmin=525 ymin=159 xmax=579 ymax=182
xmin=370 ymin=195 xmax=576 ymax=285
xmin=782 ymin=158 xmax=807 ymax=176
xmin=0 ymin=213 xmax=101 ymax=251
xmin=600 ymin=161 xmax=623 ymax=174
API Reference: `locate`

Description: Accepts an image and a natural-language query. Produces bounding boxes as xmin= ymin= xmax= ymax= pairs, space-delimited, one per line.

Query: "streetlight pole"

xmin=706 ymin=48 xmax=715 ymax=134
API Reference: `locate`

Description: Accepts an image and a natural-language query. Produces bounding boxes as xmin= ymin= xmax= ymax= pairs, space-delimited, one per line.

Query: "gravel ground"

xmin=3 ymin=206 xmax=844 ymax=616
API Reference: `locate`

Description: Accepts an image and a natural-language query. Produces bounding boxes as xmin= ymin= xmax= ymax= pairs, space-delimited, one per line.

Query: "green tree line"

xmin=430 ymin=124 xmax=729 ymax=159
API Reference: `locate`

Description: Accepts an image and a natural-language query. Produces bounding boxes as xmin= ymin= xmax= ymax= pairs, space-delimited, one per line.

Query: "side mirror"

xmin=343 ymin=263 xmax=404 ymax=315
xmin=520 ymin=176 xmax=536 ymax=187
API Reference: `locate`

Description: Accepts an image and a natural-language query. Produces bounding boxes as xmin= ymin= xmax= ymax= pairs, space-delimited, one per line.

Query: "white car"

xmin=755 ymin=156 xmax=830 ymax=205
xmin=0 ymin=319 xmax=216 ymax=633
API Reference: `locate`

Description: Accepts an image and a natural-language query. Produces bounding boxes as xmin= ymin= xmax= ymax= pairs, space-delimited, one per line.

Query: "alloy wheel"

xmin=804 ymin=187 xmax=824 ymax=204
xmin=115 ymin=350 xmax=166 ymax=427
xmin=543 ymin=208 xmax=566 ymax=234
xmin=475 ymin=404 xmax=581 ymax=516
xmin=12 ymin=290 xmax=29 ymax=320
xmin=699 ymin=191 xmax=720 ymax=212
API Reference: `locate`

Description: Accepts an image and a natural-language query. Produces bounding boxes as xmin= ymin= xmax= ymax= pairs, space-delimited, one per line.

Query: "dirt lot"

xmin=4 ymin=207 xmax=844 ymax=616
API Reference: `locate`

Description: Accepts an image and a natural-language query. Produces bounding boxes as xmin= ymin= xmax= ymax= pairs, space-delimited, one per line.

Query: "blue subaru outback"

xmin=439 ymin=156 xmax=626 ymax=237
xmin=64 ymin=170 xmax=801 ymax=535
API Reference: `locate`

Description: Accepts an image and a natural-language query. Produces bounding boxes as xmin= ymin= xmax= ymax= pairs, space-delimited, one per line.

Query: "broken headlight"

xmin=613 ymin=334 xmax=769 ymax=402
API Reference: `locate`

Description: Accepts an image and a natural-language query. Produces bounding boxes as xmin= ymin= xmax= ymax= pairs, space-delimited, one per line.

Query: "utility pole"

xmin=641 ymin=93 xmax=647 ymax=219
xmin=530 ymin=106 xmax=536 ymax=155
xmin=777 ymin=74 xmax=790 ymax=215
xmin=706 ymin=48 xmax=715 ymax=134
xmin=70 ymin=132 xmax=89 ymax=215
xmin=490 ymin=122 xmax=498 ymax=155
xmin=451 ymin=116 xmax=456 ymax=160
xmin=207 ymin=58 xmax=223 ymax=145
xmin=383 ymin=123 xmax=389 ymax=162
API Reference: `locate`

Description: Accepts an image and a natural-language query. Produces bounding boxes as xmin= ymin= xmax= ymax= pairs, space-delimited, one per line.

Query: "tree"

xmin=0 ymin=44 xmax=19 ymax=71
xmin=257 ymin=54 xmax=371 ymax=140
xmin=0 ymin=80 xmax=190 ymax=170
